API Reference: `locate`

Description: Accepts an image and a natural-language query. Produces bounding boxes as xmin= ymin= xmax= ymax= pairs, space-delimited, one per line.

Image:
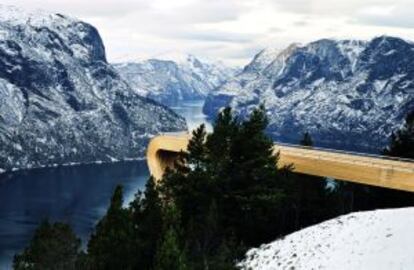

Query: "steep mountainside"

xmin=204 ymin=37 xmax=414 ymax=152
xmin=238 ymin=207 xmax=414 ymax=270
xmin=114 ymin=53 xmax=237 ymax=106
xmin=0 ymin=5 xmax=186 ymax=172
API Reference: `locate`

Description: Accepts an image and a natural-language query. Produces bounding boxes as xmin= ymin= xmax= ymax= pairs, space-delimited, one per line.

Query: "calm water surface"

xmin=170 ymin=100 xmax=213 ymax=132
xmin=0 ymin=161 xmax=149 ymax=268
xmin=0 ymin=100 xmax=211 ymax=269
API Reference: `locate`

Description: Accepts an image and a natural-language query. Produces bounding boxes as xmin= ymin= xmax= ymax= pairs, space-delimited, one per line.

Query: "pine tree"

xmin=344 ymin=110 xmax=414 ymax=210
xmin=383 ymin=111 xmax=414 ymax=159
xmin=157 ymin=105 xmax=356 ymax=266
xmin=322 ymin=111 xmax=414 ymax=216
xmin=230 ymin=105 xmax=278 ymax=185
xmin=186 ymin=124 xmax=208 ymax=171
xmin=129 ymin=177 xmax=164 ymax=269
xmin=206 ymin=107 xmax=239 ymax=174
xmin=208 ymin=239 xmax=239 ymax=270
xmin=222 ymin=106 xmax=287 ymax=246
xmin=287 ymin=132 xmax=341 ymax=230
xmin=161 ymin=123 xmax=214 ymax=226
xmin=155 ymin=204 xmax=187 ymax=270
xmin=87 ymin=185 xmax=134 ymax=270
xmin=13 ymin=220 xmax=81 ymax=270
xmin=300 ymin=131 xmax=313 ymax=147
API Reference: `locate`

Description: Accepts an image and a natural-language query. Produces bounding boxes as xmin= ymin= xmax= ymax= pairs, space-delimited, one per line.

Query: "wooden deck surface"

xmin=147 ymin=135 xmax=414 ymax=192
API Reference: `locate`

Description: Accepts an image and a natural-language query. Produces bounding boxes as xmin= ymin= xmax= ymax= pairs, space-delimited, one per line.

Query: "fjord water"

xmin=0 ymin=100 xmax=210 ymax=268
xmin=170 ymin=100 xmax=213 ymax=132
xmin=0 ymin=162 xmax=149 ymax=267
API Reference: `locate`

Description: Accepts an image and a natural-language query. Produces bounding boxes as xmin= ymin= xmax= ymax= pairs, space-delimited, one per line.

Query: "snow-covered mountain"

xmin=114 ymin=53 xmax=238 ymax=106
xmin=204 ymin=37 xmax=414 ymax=153
xmin=238 ymin=207 xmax=414 ymax=270
xmin=0 ymin=5 xmax=186 ymax=172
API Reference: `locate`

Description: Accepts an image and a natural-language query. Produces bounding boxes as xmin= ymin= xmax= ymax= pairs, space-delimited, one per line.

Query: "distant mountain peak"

xmin=204 ymin=36 xmax=414 ymax=153
xmin=114 ymin=53 xmax=238 ymax=106
xmin=0 ymin=4 xmax=77 ymax=27
xmin=151 ymin=51 xmax=198 ymax=64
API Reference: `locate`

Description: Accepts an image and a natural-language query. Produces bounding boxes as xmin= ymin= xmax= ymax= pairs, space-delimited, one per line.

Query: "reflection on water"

xmin=0 ymin=161 xmax=149 ymax=268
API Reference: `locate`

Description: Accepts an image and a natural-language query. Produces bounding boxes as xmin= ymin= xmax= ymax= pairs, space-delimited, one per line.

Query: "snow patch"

xmin=336 ymin=40 xmax=366 ymax=72
xmin=374 ymin=79 xmax=388 ymax=91
xmin=106 ymin=155 xmax=119 ymax=162
xmin=239 ymin=208 xmax=414 ymax=270
xmin=384 ymin=49 xmax=396 ymax=56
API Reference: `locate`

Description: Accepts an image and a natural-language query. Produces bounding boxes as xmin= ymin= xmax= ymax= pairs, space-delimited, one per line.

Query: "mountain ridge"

xmin=114 ymin=53 xmax=238 ymax=106
xmin=0 ymin=5 xmax=187 ymax=172
xmin=204 ymin=36 xmax=414 ymax=153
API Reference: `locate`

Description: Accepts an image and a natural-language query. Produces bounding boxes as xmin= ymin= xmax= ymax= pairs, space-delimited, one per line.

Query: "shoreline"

xmin=0 ymin=157 xmax=146 ymax=176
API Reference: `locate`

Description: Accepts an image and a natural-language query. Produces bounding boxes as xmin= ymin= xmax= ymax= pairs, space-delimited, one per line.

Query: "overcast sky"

xmin=4 ymin=0 xmax=414 ymax=66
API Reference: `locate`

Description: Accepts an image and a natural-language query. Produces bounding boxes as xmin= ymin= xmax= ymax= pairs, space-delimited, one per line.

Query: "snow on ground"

xmin=238 ymin=207 xmax=414 ymax=270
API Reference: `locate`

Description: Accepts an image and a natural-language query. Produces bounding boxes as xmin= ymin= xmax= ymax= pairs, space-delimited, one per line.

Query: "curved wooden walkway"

xmin=147 ymin=134 xmax=414 ymax=192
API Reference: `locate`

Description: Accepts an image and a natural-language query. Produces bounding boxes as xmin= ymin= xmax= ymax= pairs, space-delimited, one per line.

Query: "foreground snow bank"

xmin=239 ymin=207 xmax=414 ymax=270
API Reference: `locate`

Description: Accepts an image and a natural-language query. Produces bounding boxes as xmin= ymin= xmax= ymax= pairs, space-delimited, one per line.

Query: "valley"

xmin=0 ymin=3 xmax=413 ymax=270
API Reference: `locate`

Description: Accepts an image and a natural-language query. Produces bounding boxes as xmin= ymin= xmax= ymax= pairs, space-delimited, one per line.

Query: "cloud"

xmin=293 ymin=21 xmax=308 ymax=27
xmin=172 ymin=31 xmax=259 ymax=43
xmin=272 ymin=0 xmax=312 ymax=14
xmin=169 ymin=0 xmax=248 ymax=24
xmin=356 ymin=3 xmax=414 ymax=29
xmin=268 ymin=27 xmax=283 ymax=33
xmin=2 ymin=0 xmax=414 ymax=66
xmin=6 ymin=0 xmax=149 ymax=17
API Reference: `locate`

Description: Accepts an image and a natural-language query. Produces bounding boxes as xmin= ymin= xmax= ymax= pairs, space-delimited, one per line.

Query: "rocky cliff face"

xmin=114 ymin=53 xmax=237 ymax=106
xmin=204 ymin=37 xmax=414 ymax=153
xmin=0 ymin=5 xmax=186 ymax=172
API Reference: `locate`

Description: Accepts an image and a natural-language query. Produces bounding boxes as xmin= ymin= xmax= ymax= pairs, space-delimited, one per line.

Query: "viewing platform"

xmin=147 ymin=134 xmax=414 ymax=192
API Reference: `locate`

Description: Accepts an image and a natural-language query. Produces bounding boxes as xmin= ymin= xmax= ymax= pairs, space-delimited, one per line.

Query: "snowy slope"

xmin=204 ymin=37 xmax=414 ymax=153
xmin=238 ymin=207 xmax=414 ymax=270
xmin=0 ymin=5 xmax=186 ymax=172
xmin=114 ymin=52 xmax=238 ymax=106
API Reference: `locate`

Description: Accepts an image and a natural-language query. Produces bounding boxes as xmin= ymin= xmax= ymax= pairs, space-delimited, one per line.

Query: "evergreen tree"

xmin=187 ymin=124 xmax=208 ymax=171
xmin=383 ymin=110 xmax=414 ymax=159
xmin=283 ymin=132 xmax=342 ymax=229
xmin=349 ymin=111 xmax=414 ymax=209
xmin=129 ymin=177 xmax=164 ymax=269
xmin=161 ymin=125 xmax=222 ymax=268
xmin=327 ymin=111 xmax=414 ymax=214
xmin=155 ymin=204 xmax=187 ymax=270
xmin=87 ymin=185 xmax=134 ymax=270
xmin=223 ymin=106 xmax=287 ymax=245
xmin=13 ymin=220 xmax=81 ymax=270
xmin=342 ymin=110 xmax=414 ymax=211
xmin=206 ymin=107 xmax=239 ymax=177
xmin=300 ymin=131 xmax=313 ymax=147
xmin=207 ymin=240 xmax=238 ymax=270
xmin=160 ymin=106 xmax=290 ymax=261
